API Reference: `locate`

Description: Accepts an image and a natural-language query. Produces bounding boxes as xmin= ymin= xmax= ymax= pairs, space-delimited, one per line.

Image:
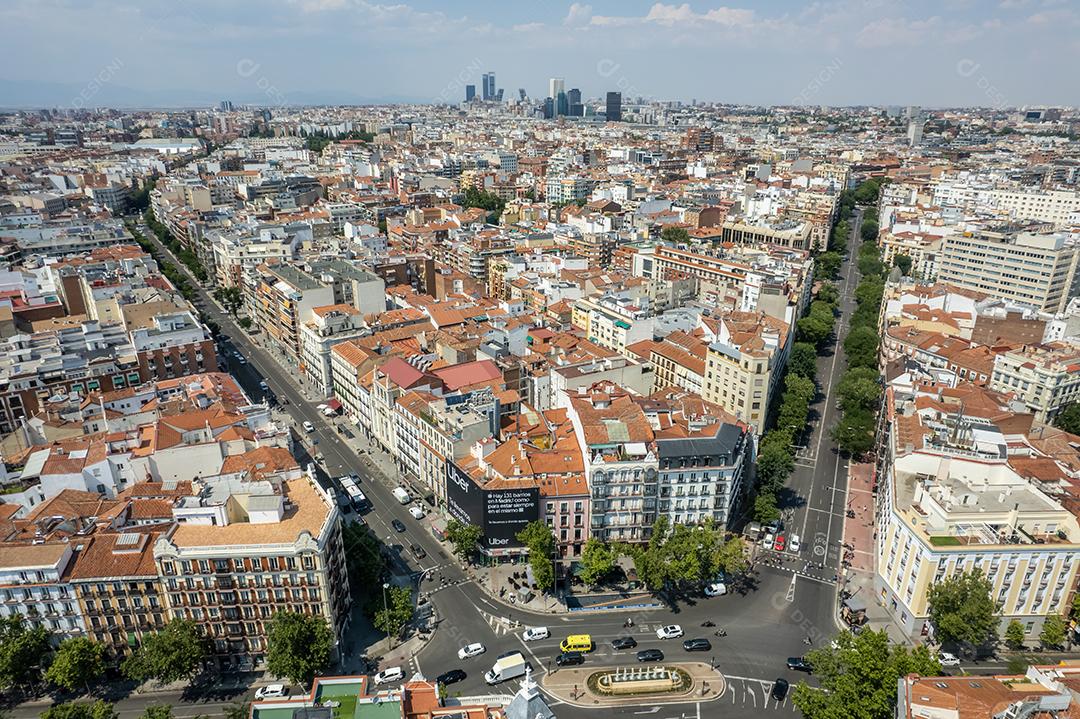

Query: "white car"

xmin=704 ymin=582 xmax=727 ymax=597
xmin=521 ymin=627 xmax=550 ymax=642
xmin=374 ymin=667 xmax=404 ymax=685
xmin=789 ymin=534 xmax=801 ymax=553
xmin=259 ymin=381 xmax=269 ymax=391
xmin=316 ymin=404 xmax=329 ymax=411
xmin=255 ymin=684 xmax=288 ymax=700
xmin=302 ymin=421 xmax=315 ymax=433
xmin=458 ymin=642 xmax=486 ymax=659
xmin=939 ymin=652 xmax=961 ymax=667
xmin=656 ymin=625 xmax=684 ymax=639
xmin=408 ymin=505 xmax=426 ymax=520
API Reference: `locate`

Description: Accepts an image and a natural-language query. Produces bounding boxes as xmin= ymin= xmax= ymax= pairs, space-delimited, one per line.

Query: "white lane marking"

xmin=785 ymin=573 xmax=797 ymax=602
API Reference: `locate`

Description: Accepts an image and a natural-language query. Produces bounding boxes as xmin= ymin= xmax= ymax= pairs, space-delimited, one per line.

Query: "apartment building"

xmin=989 ymin=341 xmax=1080 ymax=423
xmin=937 ymin=230 xmax=1080 ymax=313
xmin=571 ymin=296 xmax=655 ymax=358
xmin=875 ymin=389 xmax=1080 ymax=638
xmin=988 ymin=187 xmax=1080 ymax=227
xmin=0 ymin=541 xmax=84 ymax=639
xmin=544 ymin=176 xmax=593 ymax=204
xmin=720 ymin=218 xmax=812 ymax=250
xmin=898 ymin=665 xmax=1080 ymax=719
xmin=878 ymin=230 xmax=943 ymax=281
xmin=299 ymin=304 xmax=367 ymax=398
xmin=411 ymin=393 xmax=493 ymax=508
xmin=253 ymin=263 xmax=335 ymax=360
xmin=130 ymin=311 xmax=218 ymax=382
xmin=153 ymin=472 xmax=350 ymax=671
xmin=701 ymin=311 xmax=791 ymax=433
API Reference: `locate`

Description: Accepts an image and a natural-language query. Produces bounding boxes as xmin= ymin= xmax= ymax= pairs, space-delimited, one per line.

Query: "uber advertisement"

xmin=446 ymin=460 xmax=539 ymax=551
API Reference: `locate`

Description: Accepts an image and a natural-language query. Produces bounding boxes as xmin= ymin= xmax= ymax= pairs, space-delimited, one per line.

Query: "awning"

xmin=326 ymin=399 xmax=342 ymax=411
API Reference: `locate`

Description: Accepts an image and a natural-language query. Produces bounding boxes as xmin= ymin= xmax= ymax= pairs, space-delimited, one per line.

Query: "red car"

xmin=774 ymin=534 xmax=786 ymax=551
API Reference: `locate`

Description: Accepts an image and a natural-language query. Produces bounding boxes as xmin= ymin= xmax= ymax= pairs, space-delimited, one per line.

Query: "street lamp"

xmin=382 ymin=582 xmax=393 ymax=649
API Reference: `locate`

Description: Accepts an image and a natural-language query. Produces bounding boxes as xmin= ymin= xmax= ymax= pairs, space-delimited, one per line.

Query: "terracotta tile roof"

xmin=68 ymin=532 xmax=160 ymax=580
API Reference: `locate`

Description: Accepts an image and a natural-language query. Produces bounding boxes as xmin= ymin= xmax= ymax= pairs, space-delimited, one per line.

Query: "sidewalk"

xmin=541 ymin=662 xmax=725 ymax=708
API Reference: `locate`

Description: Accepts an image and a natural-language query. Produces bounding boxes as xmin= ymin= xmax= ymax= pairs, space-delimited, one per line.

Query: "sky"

xmin=2 ymin=0 xmax=1079 ymax=108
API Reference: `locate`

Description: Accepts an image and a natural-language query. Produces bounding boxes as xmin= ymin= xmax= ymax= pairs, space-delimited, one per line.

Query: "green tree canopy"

xmin=837 ymin=369 xmax=883 ymax=413
xmin=893 ymin=254 xmax=913 ymax=276
xmin=660 ymin=226 xmax=690 ymax=244
xmin=1004 ymin=619 xmax=1026 ymax=650
xmin=41 ymin=701 xmax=116 ymax=719
xmin=793 ymin=629 xmax=939 ymax=719
xmin=445 ymin=519 xmax=483 ymax=564
xmin=860 ymin=220 xmax=880 ymax=241
xmin=266 ymin=612 xmax=334 ymax=687
xmin=816 ymin=251 xmax=841 ymax=278
xmin=515 ymin=521 xmax=556 ymax=591
xmin=756 ymin=437 xmax=795 ymax=493
xmin=816 ymin=282 xmax=840 ymax=306
xmin=371 ymin=586 xmax=414 ymax=641
xmin=213 ymin=286 xmax=244 ymax=316
xmin=45 ymin=637 xmax=105 ymax=692
xmin=753 ymin=492 xmax=781 ymax=523
xmin=788 ymin=342 xmax=818 ymax=381
xmin=927 ymin=570 xmax=998 ymax=650
xmin=342 ymin=521 xmax=387 ymax=594
xmin=832 ymin=408 xmax=876 ymax=456
xmin=141 ymin=706 xmax=173 ymax=719
xmin=122 ymin=619 xmax=208 ymax=686
xmin=1053 ymin=403 xmax=1080 ymax=435
xmin=578 ymin=538 xmax=616 ymax=586
xmin=1040 ymin=615 xmax=1067 ymax=649
xmin=844 ymin=326 xmax=881 ymax=370
xmin=0 ymin=615 xmax=51 ymax=689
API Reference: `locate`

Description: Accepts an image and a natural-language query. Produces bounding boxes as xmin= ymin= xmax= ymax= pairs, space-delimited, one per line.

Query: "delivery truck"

xmin=392 ymin=486 xmax=411 ymax=504
xmin=484 ymin=652 xmax=527 ymax=685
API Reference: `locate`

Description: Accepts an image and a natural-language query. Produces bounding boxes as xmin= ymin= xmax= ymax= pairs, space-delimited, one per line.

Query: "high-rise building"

xmin=542 ymin=97 xmax=554 ymax=119
xmin=556 ymin=91 xmax=569 ymax=117
xmin=518 ymin=88 xmax=527 ymax=101
xmin=465 ymin=84 xmax=476 ymax=102
xmin=548 ymin=78 xmax=565 ymax=106
xmin=496 ymin=88 xmax=504 ymax=102
xmin=567 ymin=88 xmax=582 ymax=116
xmin=482 ymin=72 xmax=496 ymax=101
xmin=219 ymin=100 xmax=233 ymax=112
xmin=606 ymin=91 xmax=622 ymax=122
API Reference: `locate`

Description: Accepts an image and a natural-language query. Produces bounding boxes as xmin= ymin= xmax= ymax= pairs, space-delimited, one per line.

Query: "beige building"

xmin=989 ymin=341 xmax=1080 ymax=423
xmin=571 ymin=297 xmax=655 ymax=358
xmin=937 ymin=230 xmax=1080 ymax=313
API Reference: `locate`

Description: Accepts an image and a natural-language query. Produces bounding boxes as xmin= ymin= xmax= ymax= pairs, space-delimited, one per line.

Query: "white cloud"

xmin=591 ymin=3 xmax=755 ymax=28
xmin=855 ymin=16 xmax=942 ymax=48
xmin=563 ymin=3 xmax=592 ymax=26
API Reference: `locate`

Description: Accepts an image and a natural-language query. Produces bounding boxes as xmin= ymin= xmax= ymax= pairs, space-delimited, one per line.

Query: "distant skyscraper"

xmin=543 ymin=97 xmax=554 ymax=119
xmin=518 ymin=88 xmax=527 ymax=101
xmin=219 ymin=100 xmax=233 ymax=112
xmin=549 ymin=78 xmax=565 ymax=114
xmin=482 ymin=72 xmax=496 ymax=101
xmin=465 ymin=85 xmax=476 ymax=102
xmin=556 ymin=91 xmax=569 ymax=117
xmin=605 ymin=91 xmax=622 ymax=122
xmin=496 ymin=88 xmax=504 ymax=102
xmin=567 ymin=88 xmax=581 ymax=116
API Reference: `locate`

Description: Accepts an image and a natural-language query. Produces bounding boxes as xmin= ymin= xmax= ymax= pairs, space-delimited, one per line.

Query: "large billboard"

xmin=445 ymin=460 xmax=539 ymax=552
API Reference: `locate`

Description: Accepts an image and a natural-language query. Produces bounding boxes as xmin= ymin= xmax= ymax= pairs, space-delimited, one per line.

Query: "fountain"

xmin=591 ymin=666 xmax=688 ymax=696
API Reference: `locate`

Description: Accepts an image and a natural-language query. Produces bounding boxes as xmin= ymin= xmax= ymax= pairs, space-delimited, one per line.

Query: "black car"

xmin=555 ymin=652 xmax=585 ymax=667
xmin=392 ymin=519 xmax=407 ymax=532
xmin=410 ymin=544 xmax=427 ymax=560
xmin=612 ymin=636 xmax=638 ymax=650
xmin=786 ymin=657 xmax=812 ymax=673
xmin=436 ymin=669 xmax=466 ymax=686
xmin=771 ymin=678 xmax=789 ymax=700
xmin=683 ymin=638 xmax=712 ymax=652
xmin=636 ymin=649 xmax=664 ymax=663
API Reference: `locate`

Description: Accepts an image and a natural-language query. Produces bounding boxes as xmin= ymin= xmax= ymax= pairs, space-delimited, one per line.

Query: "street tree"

xmin=860 ymin=220 xmax=879 ymax=241
xmin=837 ymin=369 xmax=883 ymax=413
xmin=45 ymin=637 xmax=105 ymax=693
xmin=792 ymin=629 xmax=939 ymax=719
xmin=445 ymin=519 xmax=483 ymax=564
xmin=756 ymin=438 xmax=794 ymax=492
xmin=753 ymin=492 xmax=781 ymax=524
xmin=832 ymin=408 xmax=876 ymax=456
xmin=1004 ymin=620 xmax=1026 ymax=650
xmin=41 ymin=702 xmax=116 ymax=719
xmin=788 ymin=342 xmax=818 ymax=381
xmin=1040 ymin=615 xmax=1067 ymax=650
xmin=927 ymin=570 xmax=998 ymax=651
xmin=816 ymin=282 xmax=840 ymax=306
xmin=141 ymin=706 xmax=173 ymax=719
xmin=266 ymin=611 xmax=333 ymax=687
xmin=341 ymin=521 xmax=387 ymax=593
xmin=1053 ymin=403 xmax=1080 ymax=436
xmin=371 ymin=586 xmax=414 ymax=641
xmin=516 ymin=521 xmax=556 ymax=591
xmin=816 ymin=251 xmax=841 ymax=278
xmin=843 ymin=326 xmax=880 ymax=370
xmin=893 ymin=254 xmax=913 ymax=276
xmin=212 ymin=287 xmax=244 ymax=316
xmin=578 ymin=538 xmax=616 ymax=586
xmin=0 ymin=615 xmax=51 ymax=690
xmin=122 ymin=619 xmax=208 ymax=686
xmin=660 ymin=226 xmax=690 ymax=245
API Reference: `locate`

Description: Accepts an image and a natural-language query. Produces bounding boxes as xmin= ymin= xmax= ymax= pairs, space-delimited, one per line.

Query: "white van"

xmin=484 ymin=653 xmax=526 ymax=684
xmin=392 ymin=487 xmax=411 ymax=505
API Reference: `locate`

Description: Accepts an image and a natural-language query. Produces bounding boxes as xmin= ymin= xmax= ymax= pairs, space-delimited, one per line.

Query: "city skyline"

xmin=2 ymin=0 xmax=1079 ymax=109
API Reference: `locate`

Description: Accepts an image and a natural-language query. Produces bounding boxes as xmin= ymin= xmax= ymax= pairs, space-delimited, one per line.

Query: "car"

xmin=255 ymin=684 xmax=288 ymax=700
xmin=939 ymin=652 xmax=961 ymax=667
xmin=704 ymin=582 xmax=727 ymax=597
xmin=789 ymin=534 xmax=801 ymax=553
xmin=636 ymin=649 xmax=665 ymax=662
xmin=521 ymin=627 xmax=550 ymax=642
xmin=410 ymin=544 xmax=427 ymax=560
xmin=612 ymin=636 xmax=638 ymax=650
xmin=409 ymin=505 xmax=426 ymax=520
xmin=774 ymin=534 xmax=786 ymax=552
xmin=302 ymin=421 xmax=315 ymax=433
xmin=316 ymin=404 xmax=329 ymax=411
xmin=771 ymin=678 xmax=790 ymax=700
xmin=555 ymin=652 xmax=584 ymax=667
xmin=259 ymin=381 xmax=269 ymax=391
xmin=458 ymin=643 xmax=486 ymax=660
xmin=436 ymin=669 xmax=466 ymax=686
xmin=786 ymin=657 xmax=812 ymax=673
xmin=391 ymin=519 xmax=407 ymax=533
xmin=235 ymin=356 xmax=247 ymax=365
xmin=683 ymin=638 xmax=712 ymax=652
xmin=374 ymin=667 xmax=404 ymax=685
xmin=656 ymin=625 xmax=684 ymax=639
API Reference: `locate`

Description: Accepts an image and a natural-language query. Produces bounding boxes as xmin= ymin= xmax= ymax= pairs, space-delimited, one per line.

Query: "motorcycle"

xmin=702 ymin=620 xmax=716 ymax=627
xmin=714 ymin=628 xmax=727 ymax=637
xmin=624 ymin=618 xmax=634 ymax=628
